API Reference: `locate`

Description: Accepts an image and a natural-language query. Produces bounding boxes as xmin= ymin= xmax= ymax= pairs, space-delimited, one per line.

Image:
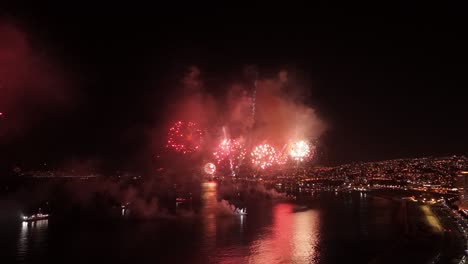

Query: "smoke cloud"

xmin=157 ymin=65 xmax=327 ymax=170
xmin=216 ymin=199 xmax=236 ymax=216
xmin=249 ymin=71 xmax=326 ymax=146
xmin=169 ymin=66 xmax=218 ymax=128
xmin=0 ymin=21 xmax=76 ymax=139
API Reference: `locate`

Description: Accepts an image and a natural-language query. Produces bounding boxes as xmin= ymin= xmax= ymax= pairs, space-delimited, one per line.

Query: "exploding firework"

xmin=251 ymin=143 xmax=277 ymax=169
xmin=213 ymin=139 xmax=246 ymax=163
xmin=213 ymin=138 xmax=246 ymax=175
xmin=204 ymin=163 xmax=216 ymax=175
xmin=167 ymin=121 xmax=203 ymax=154
xmin=275 ymin=144 xmax=289 ymax=166
xmin=213 ymin=139 xmax=230 ymax=163
xmin=289 ymin=140 xmax=312 ymax=162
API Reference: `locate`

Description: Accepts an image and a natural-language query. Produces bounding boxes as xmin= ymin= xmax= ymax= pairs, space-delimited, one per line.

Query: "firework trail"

xmin=246 ymin=68 xmax=258 ymax=173
xmin=223 ymin=127 xmax=235 ymax=176
xmin=252 ymin=71 xmax=258 ymax=125
xmin=213 ymin=133 xmax=246 ymax=176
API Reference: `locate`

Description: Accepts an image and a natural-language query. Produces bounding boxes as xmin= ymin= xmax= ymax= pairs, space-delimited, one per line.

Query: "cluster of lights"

xmin=213 ymin=139 xmax=246 ymax=165
xmin=275 ymin=145 xmax=289 ymax=166
xmin=166 ymin=121 xmax=203 ymax=154
xmin=251 ymin=143 xmax=278 ymax=169
xmin=166 ymin=121 xmax=317 ymax=173
xmin=251 ymin=140 xmax=313 ymax=170
xmin=289 ymin=140 xmax=312 ymax=162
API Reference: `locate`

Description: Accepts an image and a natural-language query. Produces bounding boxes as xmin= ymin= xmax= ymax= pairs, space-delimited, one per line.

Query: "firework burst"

xmin=213 ymin=138 xmax=246 ymax=173
xmin=213 ymin=139 xmax=230 ymax=163
xmin=213 ymin=139 xmax=245 ymax=162
xmin=166 ymin=121 xmax=203 ymax=154
xmin=289 ymin=140 xmax=312 ymax=162
xmin=275 ymin=144 xmax=289 ymax=166
xmin=203 ymin=163 xmax=216 ymax=175
xmin=251 ymin=143 xmax=278 ymax=169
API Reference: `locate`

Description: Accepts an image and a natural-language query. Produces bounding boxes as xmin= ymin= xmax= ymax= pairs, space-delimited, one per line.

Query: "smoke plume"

xmin=0 ymin=21 xmax=76 ymax=139
xmin=157 ymin=65 xmax=327 ymax=170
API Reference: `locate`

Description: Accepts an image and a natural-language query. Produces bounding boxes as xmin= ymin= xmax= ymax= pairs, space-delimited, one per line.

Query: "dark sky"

xmin=0 ymin=2 xmax=467 ymax=170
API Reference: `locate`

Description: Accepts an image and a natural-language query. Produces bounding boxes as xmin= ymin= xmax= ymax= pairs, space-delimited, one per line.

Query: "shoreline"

xmin=368 ymin=190 xmax=465 ymax=263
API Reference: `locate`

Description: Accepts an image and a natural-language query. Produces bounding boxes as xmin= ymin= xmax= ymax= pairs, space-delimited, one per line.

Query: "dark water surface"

xmin=0 ymin=186 xmax=445 ymax=264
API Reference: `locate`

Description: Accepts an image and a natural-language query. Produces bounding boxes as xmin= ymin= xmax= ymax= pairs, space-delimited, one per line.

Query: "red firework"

xmin=289 ymin=140 xmax=313 ymax=162
xmin=213 ymin=139 xmax=245 ymax=164
xmin=166 ymin=121 xmax=203 ymax=154
xmin=275 ymin=146 xmax=289 ymax=166
xmin=203 ymin=163 xmax=216 ymax=175
xmin=251 ymin=143 xmax=277 ymax=169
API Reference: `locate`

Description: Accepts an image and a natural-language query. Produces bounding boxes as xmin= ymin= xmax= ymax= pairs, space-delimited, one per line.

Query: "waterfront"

xmin=1 ymin=189 xmax=460 ymax=264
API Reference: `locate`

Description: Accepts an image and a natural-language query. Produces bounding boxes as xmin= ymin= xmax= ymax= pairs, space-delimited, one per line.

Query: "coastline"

xmin=368 ymin=191 xmax=465 ymax=263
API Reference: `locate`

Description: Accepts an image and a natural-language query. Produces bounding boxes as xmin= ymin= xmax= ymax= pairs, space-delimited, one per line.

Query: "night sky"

xmin=1 ymin=3 xmax=467 ymax=170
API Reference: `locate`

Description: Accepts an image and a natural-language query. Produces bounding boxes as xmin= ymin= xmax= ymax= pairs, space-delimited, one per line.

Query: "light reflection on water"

xmin=201 ymin=183 xmax=320 ymax=263
xmin=247 ymin=204 xmax=320 ymax=264
xmin=202 ymin=182 xmax=218 ymax=252
xmin=359 ymin=192 xmax=369 ymax=237
xmin=10 ymin=191 xmax=427 ymax=263
xmin=17 ymin=222 xmax=29 ymax=257
xmin=292 ymin=207 xmax=320 ymax=262
xmin=17 ymin=219 xmax=48 ymax=262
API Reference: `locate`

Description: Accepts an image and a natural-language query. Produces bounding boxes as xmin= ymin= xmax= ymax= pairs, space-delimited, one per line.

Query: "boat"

xmin=22 ymin=213 xmax=49 ymax=222
xmin=293 ymin=205 xmax=309 ymax=212
xmin=176 ymin=197 xmax=192 ymax=203
xmin=22 ymin=208 xmax=49 ymax=222
xmin=234 ymin=208 xmax=247 ymax=215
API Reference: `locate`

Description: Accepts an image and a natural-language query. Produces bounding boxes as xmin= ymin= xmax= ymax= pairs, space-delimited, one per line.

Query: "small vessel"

xmin=175 ymin=191 xmax=193 ymax=204
xmin=293 ymin=205 xmax=309 ymax=212
xmin=22 ymin=208 xmax=49 ymax=222
xmin=176 ymin=197 xmax=192 ymax=203
xmin=120 ymin=202 xmax=131 ymax=216
xmin=234 ymin=207 xmax=247 ymax=215
xmin=22 ymin=213 xmax=49 ymax=222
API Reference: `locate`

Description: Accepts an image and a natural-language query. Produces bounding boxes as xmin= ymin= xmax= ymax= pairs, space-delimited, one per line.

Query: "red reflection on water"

xmin=200 ymin=182 xmax=320 ymax=264
xmin=292 ymin=206 xmax=319 ymax=262
xmin=273 ymin=204 xmax=294 ymax=259
xmin=248 ymin=203 xmax=320 ymax=263
xmin=202 ymin=182 xmax=218 ymax=251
